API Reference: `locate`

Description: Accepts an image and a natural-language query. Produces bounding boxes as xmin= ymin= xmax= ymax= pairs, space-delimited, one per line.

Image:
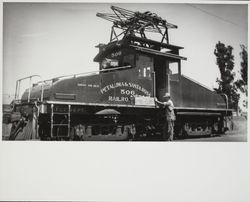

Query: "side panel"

xmin=170 ymin=74 xmax=226 ymax=109
xmin=42 ymin=68 xmax=154 ymax=106
xmin=100 ymin=68 xmax=153 ymax=105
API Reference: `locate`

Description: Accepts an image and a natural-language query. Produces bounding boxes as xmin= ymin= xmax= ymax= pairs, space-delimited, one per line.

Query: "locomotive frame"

xmin=6 ymin=6 xmax=232 ymax=141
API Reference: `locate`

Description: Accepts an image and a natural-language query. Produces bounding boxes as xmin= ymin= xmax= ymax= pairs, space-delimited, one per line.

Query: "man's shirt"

xmin=163 ymin=100 xmax=175 ymax=121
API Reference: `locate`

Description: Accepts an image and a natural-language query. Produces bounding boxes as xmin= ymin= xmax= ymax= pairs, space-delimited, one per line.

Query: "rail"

xmin=34 ymin=65 xmax=132 ymax=85
xmin=14 ymin=75 xmax=43 ymax=103
xmin=45 ymin=65 xmax=132 ymax=82
xmin=220 ymin=93 xmax=229 ymax=116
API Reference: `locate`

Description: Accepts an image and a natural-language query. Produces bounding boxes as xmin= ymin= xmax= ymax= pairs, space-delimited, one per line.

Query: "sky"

xmin=2 ymin=2 xmax=248 ymax=104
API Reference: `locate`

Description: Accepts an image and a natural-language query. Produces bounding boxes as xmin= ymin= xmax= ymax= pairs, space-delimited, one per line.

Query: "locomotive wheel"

xmin=177 ymin=121 xmax=213 ymax=137
xmin=70 ymin=124 xmax=84 ymax=141
xmin=212 ymin=123 xmax=219 ymax=136
xmin=176 ymin=126 xmax=188 ymax=139
xmin=127 ymin=130 xmax=135 ymax=141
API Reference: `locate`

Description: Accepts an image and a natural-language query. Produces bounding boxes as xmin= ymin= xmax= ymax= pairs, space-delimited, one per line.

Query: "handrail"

xmin=220 ymin=93 xmax=228 ymax=116
xmin=14 ymin=65 xmax=132 ymax=104
xmin=14 ymin=75 xmax=43 ymax=103
xmin=49 ymin=65 xmax=132 ymax=81
xmin=152 ymin=71 xmax=156 ymax=97
xmin=34 ymin=65 xmax=132 ymax=86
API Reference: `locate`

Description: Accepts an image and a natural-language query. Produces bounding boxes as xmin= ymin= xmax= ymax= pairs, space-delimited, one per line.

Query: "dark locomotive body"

xmin=7 ymin=7 xmax=232 ymax=141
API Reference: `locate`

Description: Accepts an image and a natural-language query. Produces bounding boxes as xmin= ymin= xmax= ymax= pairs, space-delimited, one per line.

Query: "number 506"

xmin=120 ymin=89 xmax=135 ymax=95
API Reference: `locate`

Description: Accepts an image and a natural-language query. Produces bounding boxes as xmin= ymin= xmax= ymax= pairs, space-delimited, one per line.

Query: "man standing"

xmin=155 ymin=93 xmax=175 ymax=141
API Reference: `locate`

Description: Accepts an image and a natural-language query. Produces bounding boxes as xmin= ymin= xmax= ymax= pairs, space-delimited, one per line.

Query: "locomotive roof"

xmin=130 ymin=45 xmax=187 ymax=61
xmin=94 ymin=35 xmax=186 ymax=62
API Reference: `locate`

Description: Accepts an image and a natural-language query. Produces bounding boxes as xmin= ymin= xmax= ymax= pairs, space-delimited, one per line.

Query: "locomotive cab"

xmin=94 ymin=35 xmax=186 ymax=103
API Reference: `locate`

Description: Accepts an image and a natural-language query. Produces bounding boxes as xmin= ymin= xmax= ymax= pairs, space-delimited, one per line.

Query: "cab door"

xmin=135 ymin=54 xmax=154 ymax=97
xmin=154 ymin=56 xmax=168 ymax=101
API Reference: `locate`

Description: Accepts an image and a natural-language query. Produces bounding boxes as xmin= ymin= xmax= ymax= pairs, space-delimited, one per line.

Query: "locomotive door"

xmin=154 ymin=56 xmax=169 ymax=101
xmin=135 ymin=54 xmax=154 ymax=96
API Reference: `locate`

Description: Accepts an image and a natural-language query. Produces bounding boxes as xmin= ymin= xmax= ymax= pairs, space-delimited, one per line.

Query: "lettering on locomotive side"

xmin=77 ymin=83 xmax=99 ymax=88
xmin=100 ymin=82 xmax=151 ymax=96
xmin=110 ymin=50 xmax=122 ymax=58
xmin=108 ymin=96 xmax=129 ymax=102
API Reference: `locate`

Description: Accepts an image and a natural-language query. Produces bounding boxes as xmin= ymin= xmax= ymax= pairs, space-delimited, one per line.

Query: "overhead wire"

xmin=186 ymin=4 xmax=241 ymax=27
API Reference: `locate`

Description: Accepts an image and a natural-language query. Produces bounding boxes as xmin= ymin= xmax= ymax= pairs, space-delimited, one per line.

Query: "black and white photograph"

xmin=2 ymin=2 xmax=248 ymax=142
xmin=0 ymin=1 xmax=250 ymax=202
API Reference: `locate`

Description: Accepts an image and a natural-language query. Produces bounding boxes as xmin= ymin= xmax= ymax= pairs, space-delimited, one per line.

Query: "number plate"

xmin=135 ymin=96 xmax=155 ymax=106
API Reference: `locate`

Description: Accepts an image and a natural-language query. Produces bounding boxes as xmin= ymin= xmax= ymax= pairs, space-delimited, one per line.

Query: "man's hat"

xmin=163 ymin=92 xmax=171 ymax=98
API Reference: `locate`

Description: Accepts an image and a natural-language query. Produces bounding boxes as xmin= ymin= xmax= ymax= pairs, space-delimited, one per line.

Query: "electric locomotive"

xmin=7 ymin=6 xmax=232 ymax=141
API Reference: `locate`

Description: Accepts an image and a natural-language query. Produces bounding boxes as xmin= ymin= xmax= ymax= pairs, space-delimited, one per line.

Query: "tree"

xmin=214 ymin=41 xmax=240 ymax=111
xmin=235 ymin=45 xmax=248 ymax=108
xmin=240 ymin=45 xmax=248 ymax=84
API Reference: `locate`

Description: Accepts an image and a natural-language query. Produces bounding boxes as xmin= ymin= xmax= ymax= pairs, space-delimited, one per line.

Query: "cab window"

xmin=136 ymin=54 xmax=153 ymax=78
xmin=101 ymin=58 xmax=119 ymax=69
